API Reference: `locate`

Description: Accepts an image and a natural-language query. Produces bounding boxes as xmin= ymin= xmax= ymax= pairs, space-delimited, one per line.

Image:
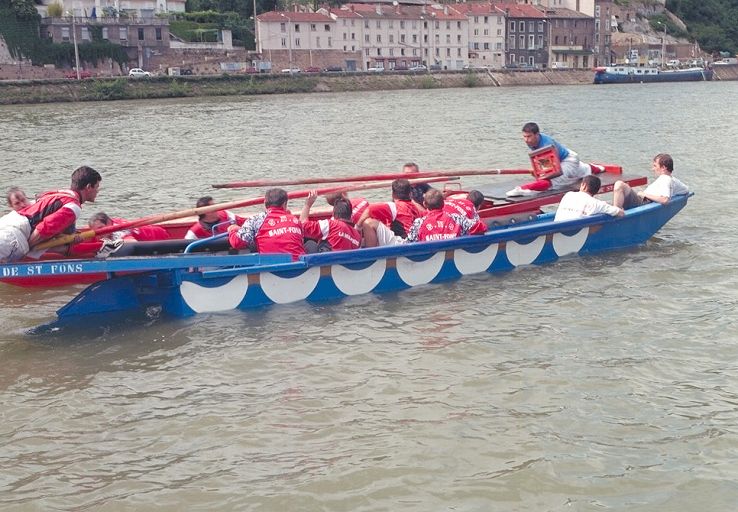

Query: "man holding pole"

xmin=0 ymin=165 xmax=101 ymax=263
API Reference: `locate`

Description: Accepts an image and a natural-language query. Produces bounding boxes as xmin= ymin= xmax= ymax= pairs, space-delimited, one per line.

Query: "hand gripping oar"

xmin=211 ymin=169 xmax=531 ymax=189
xmin=35 ymin=176 xmax=457 ymax=251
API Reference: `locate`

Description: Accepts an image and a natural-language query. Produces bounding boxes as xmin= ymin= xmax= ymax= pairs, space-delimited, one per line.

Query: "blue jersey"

xmin=528 ymin=132 xmax=570 ymax=161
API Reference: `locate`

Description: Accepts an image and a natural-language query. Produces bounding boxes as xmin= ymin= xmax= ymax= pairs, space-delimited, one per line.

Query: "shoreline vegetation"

xmin=1 ymin=67 xmax=736 ymax=105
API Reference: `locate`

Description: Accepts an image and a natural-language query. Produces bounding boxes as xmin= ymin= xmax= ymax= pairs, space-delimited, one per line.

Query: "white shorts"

xmin=376 ymin=222 xmax=406 ymax=246
xmin=551 ymin=151 xmax=591 ymax=189
xmin=0 ymin=211 xmax=32 ymax=263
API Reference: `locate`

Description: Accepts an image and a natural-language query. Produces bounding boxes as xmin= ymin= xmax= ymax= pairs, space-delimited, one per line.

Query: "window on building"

xmin=281 ymin=37 xmax=286 ymax=47
xmin=375 ymin=34 xmax=380 ymax=44
xmin=446 ymin=34 xmax=450 ymax=43
xmin=390 ymin=48 xmax=394 ymax=55
xmin=294 ymin=24 xmax=300 ymax=32
xmin=519 ymin=35 xmax=525 ymax=48
xmin=343 ymin=32 xmax=347 ymax=40
xmin=538 ymin=21 xmax=544 ymax=32
xmin=401 ymin=48 xmax=405 ymax=55
xmin=495 ymin=42 xmax=502 ymax=50
xmin=529 ymin=56 xmax=534 ymax=66
xmin=483 ymin=29 xmax=489 ymax=36
xmin=519 ymin=55 xmax=525 ymax=63
xmin=316 ymin=37 xmax=321 ymax=47
xmin=435 ymin=34 xmax=439 ymax=44
xmin=519 ymin=21 xmax=524 ymax=31
xmin=457 ymin=34 xmax=461 ymax=43
xmin=474 ymin=28 xmax=479 ymax=36
xmin=376 ymin=20 xmax=381 ymax=28
xmin=400 ymin=20 xmax=405 ymax=28
xmin=510 ymin=21 xmax=515 ymax=32
xmin=401 ymin=34 xmax=405 ymax=43
xmin=364 ymin=20 xmax=369 ymax=28
xmin=537 ymin=35 xmax=542 ymax=47
xmin=574 ymin=36 xmax=578 ymax=45
xmin=81 ymin=27 xmax=90 ymax=41
xmin=497 ymin=28 xmax=502 ymax=36
xmin=351 ymin=32 xmax=355 ymax=40
xmin=446 ymin=48 xmax=450 ymax=56
xmin=325 ymin=24 xmax=330 ymax=31
xmin=483 ymin=42 xmax=489 ymax=49
xmin=474 ymin=16 xmax=479 ymax=23
xmin=156 ymin=28 xmax=162 ymax=41
xmin=61 ymin=26 xmax=70 ymax=42
xmin=484 ymin=16 xmax=489 ymax=23
xmin=473 ymin=42 xmax=479 ymax=50
xmin=529 ymin=35 xmax=534 ymax=48
xmin=365 ymin=34 xmax=369 ymax=42
xmin=102 ymin=27 xmax=108 ymax=40
xmin=457 ymin=21 xmax=461 ymax=29
xmin=446 ymin=21 xmax=450 ymax=29
xmin=119 ymin=27 xmax=127 ymax=41
xmin=509 ymin=36 xmax=515 ymax=49
xmin=498 ymin=16 xmax=502 ymax=25
xmin=280 ymin=22 xmax=286 ymax=33
xmin=377 ymin=48 xmax=381 ymax=55
xmin=412 ymin=34 xmax=417 ymax=43
xmin=138 ymin=28 xmax=144 ymax=40
xmin=311 ymin=24 xmax=316 ymax=31
xmin=295 ymin=37 xmax=300 ymax=47
xmin=365 ymin=48 xmax=370 ymax=55
xmin=510 ymin=53 xmax=515 ymax=64
xmin=389 ymin=34 xmax=394 ymax=43
xmin=327 ymin=36 xmax=332 ymax=47
xmin=528 ymin=21 xmax=534 ymax=32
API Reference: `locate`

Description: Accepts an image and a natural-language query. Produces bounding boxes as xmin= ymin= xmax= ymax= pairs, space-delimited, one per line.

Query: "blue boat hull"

xmin=594 ymin=68 xmax=713 ymax=84
xmin=46 ymin=195 xmax=690 ymax=322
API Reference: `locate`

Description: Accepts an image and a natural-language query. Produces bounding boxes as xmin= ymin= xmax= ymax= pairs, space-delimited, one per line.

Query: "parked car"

xmin=550 ymin=62 xmax=569 ymax=69
xmin=408 ymin=64 xmax=426 ymax=72
xmin=367 ymin=66 xmax=385 ymax=72
xmin=128 ymin=68 xmax=151 ymax=78
xmin=64 ymin=70 xmax=92 ymax=79
xmin=324 ymin=65 xmax=344 ymax=72
xmin=180 ymin=68 xmax=193 ymax=75
xmin=304 ymin=66 xmax=321 ymax=73
xmin=280 ymin=67 xmax=301 ymax=73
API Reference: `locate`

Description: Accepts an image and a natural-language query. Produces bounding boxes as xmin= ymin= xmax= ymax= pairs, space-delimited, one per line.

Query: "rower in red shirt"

xmin=300 ymin=190 xmax=362 ymax=252
xmin=185 ymin=196 xmax=246 ymax=240
xmin=88 ymin=212 xmax=170 ymax=241
xmin=324 ymin=191 xmax=369 ymax=224
xmin=358 ymin=178 xmax=423 ymax=241
xmin=443 ymin=190 xmax=485 ymax=221
xmin=0 ymin=165 xmax=101 ymax=263
xmin=407 ymin=189 xmax=487 ymax=242
xmin=228 ymin=188 xmax=305 ymax=259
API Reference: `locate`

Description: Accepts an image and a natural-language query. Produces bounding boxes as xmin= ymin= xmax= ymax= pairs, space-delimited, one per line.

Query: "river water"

xmin=1 ymin=82 xmax=737 ymax=511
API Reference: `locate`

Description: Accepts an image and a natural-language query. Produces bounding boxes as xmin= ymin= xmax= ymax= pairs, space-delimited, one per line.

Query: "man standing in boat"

xmin=0 ymin=166 xmax=101 ymax=263
xmin=612 ymin=153 xmax=689 ymax=209
xmin=507 ymin=122 xmax=598 ymax=197
xmin=227 ymin=188 xmax=305 ymax=259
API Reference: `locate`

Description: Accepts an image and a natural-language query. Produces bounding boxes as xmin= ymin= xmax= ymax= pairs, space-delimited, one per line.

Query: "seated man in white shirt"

xmin=554 ymin=175 xmax=624 ymax=222
xmin=612 ymin=153 xmax=689 ymax=209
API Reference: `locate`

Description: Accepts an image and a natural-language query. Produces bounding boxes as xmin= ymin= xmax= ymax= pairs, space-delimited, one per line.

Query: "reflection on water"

xmin=1 ymin=83 xmax=738 ymax=510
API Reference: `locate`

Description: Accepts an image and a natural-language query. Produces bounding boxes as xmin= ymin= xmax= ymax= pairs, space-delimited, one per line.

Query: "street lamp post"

xmin=69 ymin=8 xmax=81 ymax=80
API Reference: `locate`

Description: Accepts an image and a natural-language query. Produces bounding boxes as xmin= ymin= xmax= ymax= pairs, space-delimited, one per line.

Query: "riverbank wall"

xmin=0 ymin=66 xmax=734 ymax=105
xmin=0 ymin=69 xmax=594 ymax=105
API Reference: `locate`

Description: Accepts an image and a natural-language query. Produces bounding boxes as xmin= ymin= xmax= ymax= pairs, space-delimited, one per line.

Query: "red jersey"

xmin=412 ymin=210 xmax=463 ymax=241
xmin=367 ymin=199 xmax=422 ymax=233
xmin=443 ymin=197 xmax=479 ymax=221
xmin=229 ymin=207 xmax=305 ymax=259
xmin=349 ymin=197 xmax=369 ymax=224
xmin=19 ymin=189 xmax=81 ymax=238
xmin=185 ymin=210 xmax=245 ymax=240
xmin=110 ymin=218 xmax=170 ymax=241
xmin=303 ymin=218 xmax=361 ymax=251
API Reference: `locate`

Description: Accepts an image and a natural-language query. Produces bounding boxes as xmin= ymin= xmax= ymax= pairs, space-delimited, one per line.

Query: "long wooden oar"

xmin=211 ymin=168 xmax=531 ymax=189
xmin=35 ymin=176 xmax=456 ymax=251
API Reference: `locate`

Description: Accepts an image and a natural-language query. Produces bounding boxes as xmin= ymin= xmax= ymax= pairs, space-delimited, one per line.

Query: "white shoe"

xmin=506 ymin=186 xmax=524 ymax=197
xmin=96 ymin=238 xmax=124 ymax=258
xmin=519 ymin=188 xmax=538 ymax=197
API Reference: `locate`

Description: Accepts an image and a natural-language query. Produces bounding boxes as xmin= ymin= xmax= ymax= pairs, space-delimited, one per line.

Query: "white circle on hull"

xmin=180 ymin=275 xmax=249 ymax=313
xmin=261 ymin=267 xmax=321 ymax=304
xmin=396 ymin=252 xmax=446 ymax=286
xmin=506 ymin=236 xmax=546 ymax=267
xmin=332 ymin=259 xmax=387 ymax=295
xmin=552 ymin=228 xmax=589 ymax=257
xmin=453 ymin=244 xmax=499 ymax=275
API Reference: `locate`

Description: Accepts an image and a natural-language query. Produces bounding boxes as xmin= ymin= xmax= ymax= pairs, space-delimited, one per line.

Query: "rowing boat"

xmin=0 ymin=165 xmax=645 ymax=288
xmin=1 ymin=193 xmax=691 ymax=327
